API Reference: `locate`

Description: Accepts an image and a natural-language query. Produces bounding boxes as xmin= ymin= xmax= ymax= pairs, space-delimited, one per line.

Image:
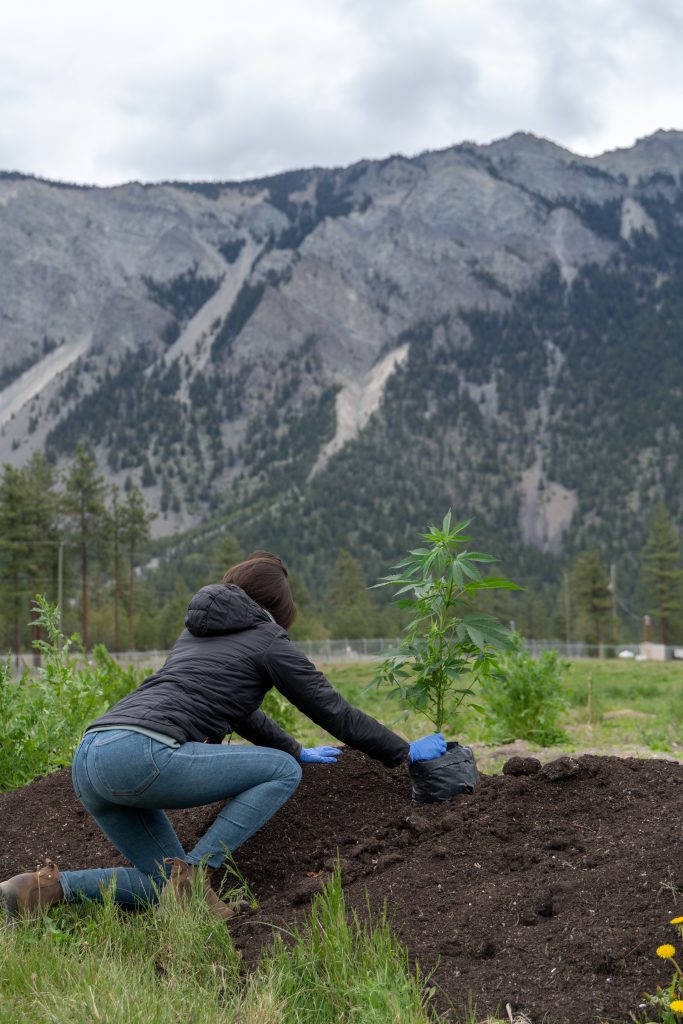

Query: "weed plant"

xmin=636 ymin=918 xmax=683 ymax=1022
xmin=260 ymin=686 xmax=297 ymax=736
xmin=0 ymin=598 xmax=146 ymax=791
xmin=240 ymin=868 xmax=436 ymax=1023
xmin=373 ymin=512 xmax=518 ymax=732
xmin=478 ymin=635 xmax=569 ymax=745
xmin=2 ymin=597 xmax=301 ymax=794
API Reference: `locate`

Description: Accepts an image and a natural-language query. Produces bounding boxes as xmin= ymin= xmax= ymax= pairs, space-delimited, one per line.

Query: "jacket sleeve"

xmin=261 ymin=634 xmax=410 ymax=768
xmin=231 ymin=708 xmax=302 ymax=759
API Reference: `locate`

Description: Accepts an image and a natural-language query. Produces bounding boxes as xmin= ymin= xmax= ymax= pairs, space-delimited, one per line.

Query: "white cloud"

xmin=0 ymin=0 xmax=682 ymax=184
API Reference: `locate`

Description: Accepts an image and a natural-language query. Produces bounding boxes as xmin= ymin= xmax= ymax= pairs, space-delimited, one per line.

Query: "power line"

xmin=616 ymin=593 xmax=643 ymax=621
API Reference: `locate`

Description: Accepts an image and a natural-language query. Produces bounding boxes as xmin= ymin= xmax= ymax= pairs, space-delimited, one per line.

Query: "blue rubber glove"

xmin=298 ymin=746 xmax=343 ymax=764
xmin=409 ymin=733 xmax=447 ymax=763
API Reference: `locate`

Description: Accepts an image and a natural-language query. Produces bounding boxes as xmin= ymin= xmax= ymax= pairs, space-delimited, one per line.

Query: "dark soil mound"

xmin=2 ymin=751 xmax=683 ymax=1024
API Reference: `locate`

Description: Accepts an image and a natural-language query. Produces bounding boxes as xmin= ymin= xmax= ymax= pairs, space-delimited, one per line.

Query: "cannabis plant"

xmin=373 ymin=511 xmax=520 ymax=732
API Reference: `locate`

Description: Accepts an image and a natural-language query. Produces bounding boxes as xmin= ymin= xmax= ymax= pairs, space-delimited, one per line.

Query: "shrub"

xmin=0 ymin=598 xmax=147 ymax=791
xmin=478 ymin=635 xmax=569 ymax=745
xmin=0 ymin=596 xmax=300 ymax=793
xmin=261 ymin=687 xmax=298 ymax=735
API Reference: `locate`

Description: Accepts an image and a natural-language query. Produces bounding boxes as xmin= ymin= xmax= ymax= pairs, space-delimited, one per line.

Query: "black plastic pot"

xmin=409 ymin=741 xmax=480 ymax=803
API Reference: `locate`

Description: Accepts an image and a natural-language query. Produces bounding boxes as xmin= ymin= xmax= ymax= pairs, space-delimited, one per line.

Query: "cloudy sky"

xmin=2 ymin=0 xmax=682 ymax=186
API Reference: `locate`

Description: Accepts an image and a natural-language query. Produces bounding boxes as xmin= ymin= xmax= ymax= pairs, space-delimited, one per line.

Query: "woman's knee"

xmin=275 ymin=751 xmax=302 ymax=790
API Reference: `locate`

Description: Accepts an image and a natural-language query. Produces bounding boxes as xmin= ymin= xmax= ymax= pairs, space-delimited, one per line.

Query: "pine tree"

xmin=642 ymin=503 xmax=683 ymax=644
xmin=571 ymin=550 xmax=612 ymax=647
xmin=106 ymin=487 xmax=125 ymax=651
xmin=209 ymin=532 xmax=243 ymax=581
xmin=63 ymin=445 xmax=107 ymax=650
xmin=121 ymin=485 xmax=156 ymax=649
xmin=327 ymin=551 xmax=376 ymax=640
xmin=288 ymin=570 xmax=330 ymax=641
xmin=0 ymin=465 xmax=31 ymax=653
xmin=22 ymin=454 xmax=60 ymax=658
xmin=155 ymin=578 xmax=191 ymax=648
xmin=0 ymin=456 xmax=59 ymax=654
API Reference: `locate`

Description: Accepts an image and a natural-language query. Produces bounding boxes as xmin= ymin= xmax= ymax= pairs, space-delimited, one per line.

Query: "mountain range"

xmin=2 ymin=129 xmax=683 ymax=604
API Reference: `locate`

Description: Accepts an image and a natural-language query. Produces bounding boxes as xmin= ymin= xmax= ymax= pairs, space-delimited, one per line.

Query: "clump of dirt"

xmin=2 ymin=751 xmax=682 ymax=1024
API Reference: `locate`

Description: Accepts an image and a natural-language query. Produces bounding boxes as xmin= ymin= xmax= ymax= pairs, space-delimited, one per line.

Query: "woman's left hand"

xmin=298 ymin=746 xmax=343 ymax=763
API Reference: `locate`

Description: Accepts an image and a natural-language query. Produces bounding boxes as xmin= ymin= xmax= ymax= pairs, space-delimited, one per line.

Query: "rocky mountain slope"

xmin=2 ymin=130 xmax=683 ymax=588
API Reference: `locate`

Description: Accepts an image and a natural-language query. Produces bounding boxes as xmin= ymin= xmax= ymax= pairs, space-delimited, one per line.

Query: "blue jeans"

xmin=60 ymin=729 xmax=301 ymax=907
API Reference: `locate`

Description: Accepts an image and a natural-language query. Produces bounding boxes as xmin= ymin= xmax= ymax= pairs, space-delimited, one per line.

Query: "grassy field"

xmin=2 ymin=658 xmax=680 ymax=1023
xmin=0 ymin=870 xmax=516 ymax=1024
xmin=297 ymin=658 xmax=683 ymax=768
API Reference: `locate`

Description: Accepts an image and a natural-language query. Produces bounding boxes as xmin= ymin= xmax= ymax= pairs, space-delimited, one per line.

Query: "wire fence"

xmin=5 ymin=637 xmax=402 ymax=675
xmin=7 ymin=637 xmax=683 ymax=676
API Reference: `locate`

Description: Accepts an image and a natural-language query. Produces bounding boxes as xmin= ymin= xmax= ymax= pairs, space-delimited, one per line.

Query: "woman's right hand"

xmin=408 ymin=733 xmax=447 ymax=763
xmin=298 ymin=746 xmax=343 ymax=763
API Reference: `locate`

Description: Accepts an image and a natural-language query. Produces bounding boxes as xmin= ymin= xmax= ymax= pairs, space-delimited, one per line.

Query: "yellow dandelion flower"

xmin=657 ymin=944 xmax=676 ymax=959
xmin=670 ymin=1000 xmax=683 ymax=1013
xmin=672 ymin=917 xmax=683 ymax=925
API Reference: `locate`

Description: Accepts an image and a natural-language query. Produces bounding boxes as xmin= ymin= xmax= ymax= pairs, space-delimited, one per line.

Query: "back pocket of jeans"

xmin=93 ymin=732 xmax=161 ymax=797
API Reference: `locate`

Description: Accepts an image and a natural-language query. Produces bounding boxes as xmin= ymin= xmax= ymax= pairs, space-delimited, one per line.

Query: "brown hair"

xmin=222 ymin=551 xmax=296 ymax=629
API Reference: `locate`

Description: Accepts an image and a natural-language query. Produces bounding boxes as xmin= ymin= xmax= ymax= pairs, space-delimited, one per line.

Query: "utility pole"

xmin=644 ymin=614 xmax=652 ymax=643
xmin=31 ymin=599 xmax=40 ymax=667
xmin=564 ymin=571 xmax=571 ymax=646
xmin=609 ymin=562 xmax=618 ymax=644
xmin=57 ymin=541 xmax=64 ymax=631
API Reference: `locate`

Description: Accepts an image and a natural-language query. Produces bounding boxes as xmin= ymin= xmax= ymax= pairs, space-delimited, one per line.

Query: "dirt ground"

xmin=2 ymin=750 xmax=683 ymax=1024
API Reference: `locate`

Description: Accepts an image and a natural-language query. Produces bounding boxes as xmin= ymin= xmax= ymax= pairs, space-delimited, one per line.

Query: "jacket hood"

xmin=185 ymin=584 xmax=272 ymax=637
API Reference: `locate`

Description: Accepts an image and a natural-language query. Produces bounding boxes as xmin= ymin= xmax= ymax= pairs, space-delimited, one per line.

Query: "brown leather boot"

xmin=0 ymin=860 xmax=64 ymax=919
xmin=162 ymin=858 xmax=246 ymax=922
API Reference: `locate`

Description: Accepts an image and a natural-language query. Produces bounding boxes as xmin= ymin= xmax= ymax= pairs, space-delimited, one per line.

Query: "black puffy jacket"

xmin=88 ymin=583 xmax=409 ymax=768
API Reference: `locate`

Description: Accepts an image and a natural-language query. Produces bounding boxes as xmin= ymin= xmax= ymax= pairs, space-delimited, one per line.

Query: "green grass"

xmin=0 ymin=880 xmax=241 ymax=1024
xmin=294 ymin=659 xmax=683 ymax=762
xmin=560 ymin=660 xmax=683 ymax=755
xmin=240 ymin=868 xmax=435 ymax=1024
xmin=0 ymin=872 xmax=452 ymax=1024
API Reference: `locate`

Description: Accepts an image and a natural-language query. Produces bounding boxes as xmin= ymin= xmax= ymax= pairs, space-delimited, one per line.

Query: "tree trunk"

xmin=127 ymin=553 xmax=135 ymax=651
xmin=81 ymin=539 xmax=89 ymax=652
xmin=12 ymin=594 xmax=20 ymax=660
xmin=114 ymin=540 xmax=121 ymax=652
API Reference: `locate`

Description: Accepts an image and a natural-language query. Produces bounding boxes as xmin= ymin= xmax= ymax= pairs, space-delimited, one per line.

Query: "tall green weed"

xmin=261 ymin=687 xmax=298 ymax=735
xmin=479 ymin=635 xmax=569 ymax=745
xmin=1 ymin=597 xmax=303 ymax=792
xmin=0 ymin=597 xmax=146 ymax=791
xmin=237 ymin=869 xmax=437 ymax=1023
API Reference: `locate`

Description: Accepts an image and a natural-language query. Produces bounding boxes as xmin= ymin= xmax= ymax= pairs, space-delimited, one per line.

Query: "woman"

xmin=0 ymin=552 xmax=446 ymax=921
